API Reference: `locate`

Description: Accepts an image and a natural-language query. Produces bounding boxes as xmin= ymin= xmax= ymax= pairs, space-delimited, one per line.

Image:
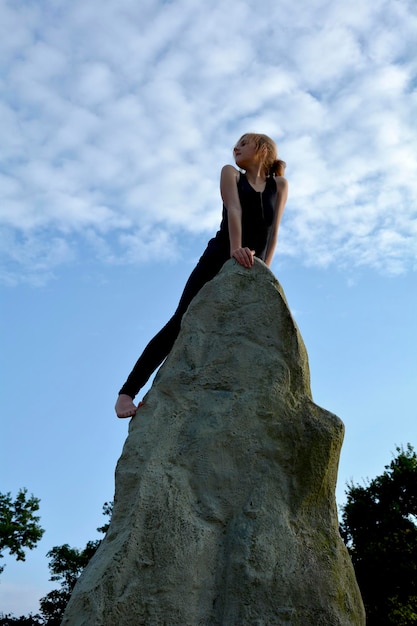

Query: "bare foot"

xmin=115 ymin=394 xmax=138 ymax=418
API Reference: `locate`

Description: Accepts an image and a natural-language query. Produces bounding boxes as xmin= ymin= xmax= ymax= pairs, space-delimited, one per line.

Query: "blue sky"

xmin=1 ymin=0 xmax=416 ymax=616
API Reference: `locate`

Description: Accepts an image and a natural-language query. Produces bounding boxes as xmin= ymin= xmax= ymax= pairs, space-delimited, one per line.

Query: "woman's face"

xmin=233 ymin=136 xmax=259 ymax=169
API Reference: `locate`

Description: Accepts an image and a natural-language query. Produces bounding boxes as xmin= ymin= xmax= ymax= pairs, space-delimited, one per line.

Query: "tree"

xmin=0 ymin=489 xmax=44 ymax=574
xmin=96 ymin=501 xmax=113 ymax=535
xmin=340 ymin=444 xmax=417 ymax=625
xmin=0 ymin=614 xmax=43 ymax=625
xmin=38 ymin=502 xmax=112 ymax=625
xmin=38 ymin=541 xmax=99 ymax=626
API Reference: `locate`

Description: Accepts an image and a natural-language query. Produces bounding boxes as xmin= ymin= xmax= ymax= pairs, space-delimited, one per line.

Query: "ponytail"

xmin=268 ymin=159 xmax=286 ymax=178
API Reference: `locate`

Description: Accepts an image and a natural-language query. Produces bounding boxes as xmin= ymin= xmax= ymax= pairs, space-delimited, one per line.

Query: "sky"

xmin=1 ymin=0 xmax=416 ymax=616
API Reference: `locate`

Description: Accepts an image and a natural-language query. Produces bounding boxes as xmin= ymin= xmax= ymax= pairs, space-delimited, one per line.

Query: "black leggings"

xmin=119 ymin=249 xmax=228 ymax=399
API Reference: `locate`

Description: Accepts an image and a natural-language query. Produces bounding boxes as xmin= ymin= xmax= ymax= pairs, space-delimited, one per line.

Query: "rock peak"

xmin=63 ymin=259 xmax=365 ymax=625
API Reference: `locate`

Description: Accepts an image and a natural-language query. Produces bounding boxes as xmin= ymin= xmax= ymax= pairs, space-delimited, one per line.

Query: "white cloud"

xmin=0 ymin=227 xmax=75 ymax=286
xmin=0 ymin=0 xmax=416 ymax=284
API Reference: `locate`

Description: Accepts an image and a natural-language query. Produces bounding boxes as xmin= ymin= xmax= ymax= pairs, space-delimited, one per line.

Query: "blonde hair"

xmin=238 ymin=133 xmax=286 ymax=177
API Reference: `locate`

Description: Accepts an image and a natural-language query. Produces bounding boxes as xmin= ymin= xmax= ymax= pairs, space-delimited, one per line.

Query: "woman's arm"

xmin=264 ymin=176 xmax=288 ymax=267
xmin=220 ymin=164 xmax=254 ymax=268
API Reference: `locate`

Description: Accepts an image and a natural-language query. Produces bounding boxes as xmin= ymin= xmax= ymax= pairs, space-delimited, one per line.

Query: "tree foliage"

xmin=0 ymin=489 xmax=44 ymax=574
xmin=0 ymin=614 xmax=43 ymax=625
xmin=38 ymin=502 xmax=112 ymax=625
xmin=38 ymin=540 xmax=101 ymax=624
xmin=340 ymin=444 xmax=417 ymax=625
xmin=45 ymin=540 xmax=100 ymax=594
xmin=38 ymin=540 xmax=101 ymax=626
xmin=96 ymin=501 xmax=113 ymax=535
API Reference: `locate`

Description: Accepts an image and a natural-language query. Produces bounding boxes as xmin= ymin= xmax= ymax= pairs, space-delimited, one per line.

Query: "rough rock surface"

xmin=62 ymin=259 xmax=365 ymax=625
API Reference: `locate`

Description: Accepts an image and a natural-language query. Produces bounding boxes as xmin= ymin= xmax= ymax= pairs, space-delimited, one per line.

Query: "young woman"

xmin=115 ymin=133 xmax=288 ymax=418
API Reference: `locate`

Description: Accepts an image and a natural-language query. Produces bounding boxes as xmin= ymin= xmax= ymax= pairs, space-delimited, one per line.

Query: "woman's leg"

xmin=118 ymin=315 xmax=181 ymax=400
xmin=116 ymin=252 xmax=226 ymax=416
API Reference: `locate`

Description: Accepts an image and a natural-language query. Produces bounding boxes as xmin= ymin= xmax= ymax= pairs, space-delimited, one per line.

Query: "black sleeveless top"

xmin=205 ymin=173 xmax=278 ymax=262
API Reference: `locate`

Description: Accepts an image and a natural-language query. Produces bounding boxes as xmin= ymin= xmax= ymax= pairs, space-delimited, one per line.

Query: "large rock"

xmin=62 ymin=259 xmax=365 ymax=625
